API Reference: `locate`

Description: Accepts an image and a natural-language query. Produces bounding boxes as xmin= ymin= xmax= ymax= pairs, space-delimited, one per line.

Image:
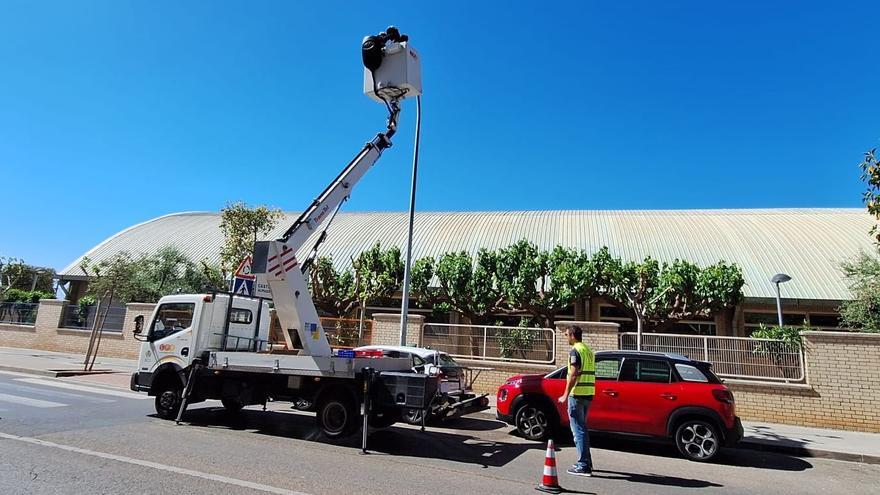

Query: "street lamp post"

xmin=770 ymin=273 xmax=792 ymax=327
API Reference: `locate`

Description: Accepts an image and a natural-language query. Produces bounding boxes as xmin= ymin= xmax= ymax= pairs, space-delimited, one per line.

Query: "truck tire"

xmin=368 ymin=409 xmax=400 ymax=429
xmin=316 ymin=392 xmax=358 ymax=438
xmin=221 ymin=397 xmax=245 ymax=413
xmin=155 ymin=383 xmax=182 ymax=420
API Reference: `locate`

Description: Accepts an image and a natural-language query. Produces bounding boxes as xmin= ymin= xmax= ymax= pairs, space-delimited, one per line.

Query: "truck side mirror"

xmin=133 ymin=315 xmax=146 ymax=341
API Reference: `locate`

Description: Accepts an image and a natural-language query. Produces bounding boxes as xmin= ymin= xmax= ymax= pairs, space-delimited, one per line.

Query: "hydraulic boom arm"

xmin=252 ymin=26 xmax=420 ymax=356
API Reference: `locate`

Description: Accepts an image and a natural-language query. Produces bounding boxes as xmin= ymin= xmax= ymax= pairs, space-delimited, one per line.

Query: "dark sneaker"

xmin=567 ymin=466 xmax=592 ymax=477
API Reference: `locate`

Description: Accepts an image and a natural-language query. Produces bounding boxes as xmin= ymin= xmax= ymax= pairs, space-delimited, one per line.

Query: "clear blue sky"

xmin=1 ymin=1 xmax=878 ymax=270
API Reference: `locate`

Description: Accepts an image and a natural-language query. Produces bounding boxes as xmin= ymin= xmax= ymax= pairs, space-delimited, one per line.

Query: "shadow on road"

xmin=172 ymin=406 xmax=542 ymax=468
xmin=505 ymin=427 xmax=813 ymax=472
xmin=591 ymin=469 xmax=723 ymax=488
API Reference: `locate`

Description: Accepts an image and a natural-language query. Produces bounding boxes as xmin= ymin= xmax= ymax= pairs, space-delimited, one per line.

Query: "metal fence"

xmin=62 ymin=304 xmax=127 ymax=332
xmin=421 ymin=323 xmax=556 ymax=364
xmin=619 ymin=332 xmax=805 ymax=383
xmin=321 ymin=317 xmax=373 ymax=348
xmin=0 ymin=302 xmax=39 ymax=326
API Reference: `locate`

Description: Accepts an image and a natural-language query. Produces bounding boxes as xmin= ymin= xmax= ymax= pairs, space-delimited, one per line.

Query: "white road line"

xmin=0 ymin=393 xmax=67 ymax=408
xmin=1 ymin=382 xmax=115 ymax=404
xmin=15 ymin=378 xmax=149 ymax=400
xmin=0 ymin=431 xmax=312 ymax=495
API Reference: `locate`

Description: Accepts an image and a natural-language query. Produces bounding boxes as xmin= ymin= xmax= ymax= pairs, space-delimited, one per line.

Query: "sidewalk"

xmin=3 ymin=346 xmax=878 ymax=464
xmin=0 ymin=346 xmax=136 ymax=378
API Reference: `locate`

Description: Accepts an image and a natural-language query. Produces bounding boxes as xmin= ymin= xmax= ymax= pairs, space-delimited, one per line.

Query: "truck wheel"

xmin=221 ymin=397 xmax=245 ymax=413
xmin=368 ymin=409 xmax=400 ymax=429
xmin=401 ymin=408 xmax=425 ymax=425
xmin=316 ymin=393 xmax=358 ymax=438
xmin=155 ymin=384 xmax=182 ymax=420
xmin=675 ymin=419 xmax=720 ymax=461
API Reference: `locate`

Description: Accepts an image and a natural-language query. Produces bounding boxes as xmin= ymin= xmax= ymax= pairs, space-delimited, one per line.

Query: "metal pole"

xmin=775 ymin=282 xmax=784 ymax=327
xmin=399 ymin=96 xmax=421 ymax=346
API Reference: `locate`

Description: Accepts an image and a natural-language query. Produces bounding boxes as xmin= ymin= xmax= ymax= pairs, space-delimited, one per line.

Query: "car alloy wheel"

xmin=516 ymin=404 xmax=550 ymax=441
xmin=676 ymin=420 xmax=719 ymax=461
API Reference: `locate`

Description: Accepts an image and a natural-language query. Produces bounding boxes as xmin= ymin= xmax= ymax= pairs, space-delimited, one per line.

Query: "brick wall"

xmin=371 ymin=313 xmax=425 ymax=346
xmin=0 ymin=299 xmax=146 ymax=360
xmin=553 ymin=321 xmax=620 ymax=367
xmin=729 ymin=331 xmax=880 ymax=432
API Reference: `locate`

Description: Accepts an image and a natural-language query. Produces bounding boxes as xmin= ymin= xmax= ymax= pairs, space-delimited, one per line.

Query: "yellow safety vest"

xmin=570 ymin=341 xmax=595 ymax=397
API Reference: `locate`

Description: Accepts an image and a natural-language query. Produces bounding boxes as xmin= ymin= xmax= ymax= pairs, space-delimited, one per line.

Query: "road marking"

xmin=0 ymin=382 xmax=115 ymax=404
xmin=0 ymin=393 xmax=67 ymax=408
xmin=0 ymin=431 xmax=311 ymax=495
xmin=15 ymin=378 xmax=149 ymax=400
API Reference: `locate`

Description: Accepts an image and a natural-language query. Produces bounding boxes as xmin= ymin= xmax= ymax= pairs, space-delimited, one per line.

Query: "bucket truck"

xmin=129 ymin=27 xmax=436 ymax=440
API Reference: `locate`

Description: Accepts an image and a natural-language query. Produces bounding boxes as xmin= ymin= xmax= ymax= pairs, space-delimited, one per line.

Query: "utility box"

xmin=364 ymin=42 xmax=422 ymax=102
xmin=373 ymin=371 xmax=439 ymax=409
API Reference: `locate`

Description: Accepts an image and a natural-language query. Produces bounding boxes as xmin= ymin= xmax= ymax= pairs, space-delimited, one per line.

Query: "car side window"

xmin=619 ymin=359 xmax=671 ymax=383
xmin=595 ymin=358 xmax=621 ymax=380
xmin=675 ymin=363 xmax=709 ymax=382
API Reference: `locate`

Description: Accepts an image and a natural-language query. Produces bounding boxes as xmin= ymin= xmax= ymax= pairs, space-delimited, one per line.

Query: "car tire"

xmin=515 ymin=401 xmax=553 ymax=442
xmin=154 ymin=383 xmax=182 ymax=420
xmin=316 ymin=393 xmax=358 ymax=438
xmin=674 ymin=419 xmax=721 ymax=461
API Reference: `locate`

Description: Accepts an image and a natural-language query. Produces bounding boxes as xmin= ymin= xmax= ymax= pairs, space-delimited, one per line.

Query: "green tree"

xmin=82 ymin=247 xmax=224 ymax=304
xmin=0 ymin=256 xmax=55 ymax=299
xmin=859 ymin=148 xmax=880 ymax=243
xmin=219 ymin=201 xmax=284 ymax=276
xmin=603 ymin=253 xmax=744 ymax=346
xmin=410 ymin=249 xmax=502 ymax=325
xmin=495 ymin=240 xmax=596 ymax=328
xmin=309 ymin=243 xmax=404 ymax=318
xmin=838 ymin=252 xmax=880 ymax=333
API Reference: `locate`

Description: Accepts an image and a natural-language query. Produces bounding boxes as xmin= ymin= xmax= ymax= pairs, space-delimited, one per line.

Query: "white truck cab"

xmin=132 ymin=293 xmax=271 ymax=396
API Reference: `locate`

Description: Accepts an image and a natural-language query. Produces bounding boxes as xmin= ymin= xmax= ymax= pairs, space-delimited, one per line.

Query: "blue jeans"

xmin=568 ymin=395 xmax=593 ymax=471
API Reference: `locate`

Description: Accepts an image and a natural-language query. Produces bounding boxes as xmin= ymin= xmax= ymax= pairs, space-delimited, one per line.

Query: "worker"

xmin=558 ymin=325 xmax=595 ymax=477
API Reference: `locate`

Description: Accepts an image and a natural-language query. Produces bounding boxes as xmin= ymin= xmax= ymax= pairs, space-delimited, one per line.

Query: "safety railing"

xmin=421 ymin=323 xmax=555 ymax=365
xmin=0 ymin=302 xmax=39 ymax=326
xmin=619 ymin=332 xmax=805 ymax=383
xmin=62 ymin=304 xmax=127 ymax=332
xmin=322 ymin=317 xmax=373 ymax=349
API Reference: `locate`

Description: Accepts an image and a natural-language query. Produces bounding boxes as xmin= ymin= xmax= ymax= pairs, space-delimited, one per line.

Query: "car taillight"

xmin=712 ymin=389 xmax=734 ymax=404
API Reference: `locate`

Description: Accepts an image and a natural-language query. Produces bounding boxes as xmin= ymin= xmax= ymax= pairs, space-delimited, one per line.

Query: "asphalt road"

xmin=1 ymin=370 xmax=878 ymax=495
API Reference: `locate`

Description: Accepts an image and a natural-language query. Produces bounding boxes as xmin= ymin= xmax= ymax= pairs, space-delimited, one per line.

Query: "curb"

xmin=0 ymin=365 xmax=122 ymax=379
xmin=0 ymin=365 xmax=62 ymax=378
xmin=736 ymin=440 xmax=880 ymax=465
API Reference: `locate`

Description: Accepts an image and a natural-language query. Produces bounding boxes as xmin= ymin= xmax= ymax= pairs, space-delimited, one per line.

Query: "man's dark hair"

xmin=568 ymin=326 xmax=583 ymax=341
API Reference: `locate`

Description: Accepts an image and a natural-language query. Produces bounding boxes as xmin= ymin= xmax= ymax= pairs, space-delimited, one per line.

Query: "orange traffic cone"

xmin=536 ymin=439 xmax=563 ymax=493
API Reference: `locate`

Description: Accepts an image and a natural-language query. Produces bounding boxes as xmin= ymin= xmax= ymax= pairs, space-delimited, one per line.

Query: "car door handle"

xmin=603 ymin=390 xmax=618 ymax=397
xmin=660 ymin=393 xmax=677 ymax=400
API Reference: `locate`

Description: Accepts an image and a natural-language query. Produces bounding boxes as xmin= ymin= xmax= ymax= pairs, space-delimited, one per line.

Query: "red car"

xmin=496 ymin=350 xmax=743 ymax=461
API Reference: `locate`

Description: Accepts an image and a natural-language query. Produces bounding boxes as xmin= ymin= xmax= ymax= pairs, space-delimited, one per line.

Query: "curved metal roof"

xmin=60 ymin=208 xmax=876 ymax=301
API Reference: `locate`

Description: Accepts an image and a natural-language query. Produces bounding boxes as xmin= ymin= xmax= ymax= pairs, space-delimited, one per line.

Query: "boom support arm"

xmin=253 ymin=103 xmax=401 ymax=357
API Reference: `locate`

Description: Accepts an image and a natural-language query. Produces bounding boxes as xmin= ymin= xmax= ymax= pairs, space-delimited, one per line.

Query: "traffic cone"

xmin=536 ymin=439 xmax=563 ymax=494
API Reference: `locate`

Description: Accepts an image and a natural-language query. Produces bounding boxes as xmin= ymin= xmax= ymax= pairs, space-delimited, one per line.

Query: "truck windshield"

xmin=151 ymin=303 xmax=195 ymax=338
